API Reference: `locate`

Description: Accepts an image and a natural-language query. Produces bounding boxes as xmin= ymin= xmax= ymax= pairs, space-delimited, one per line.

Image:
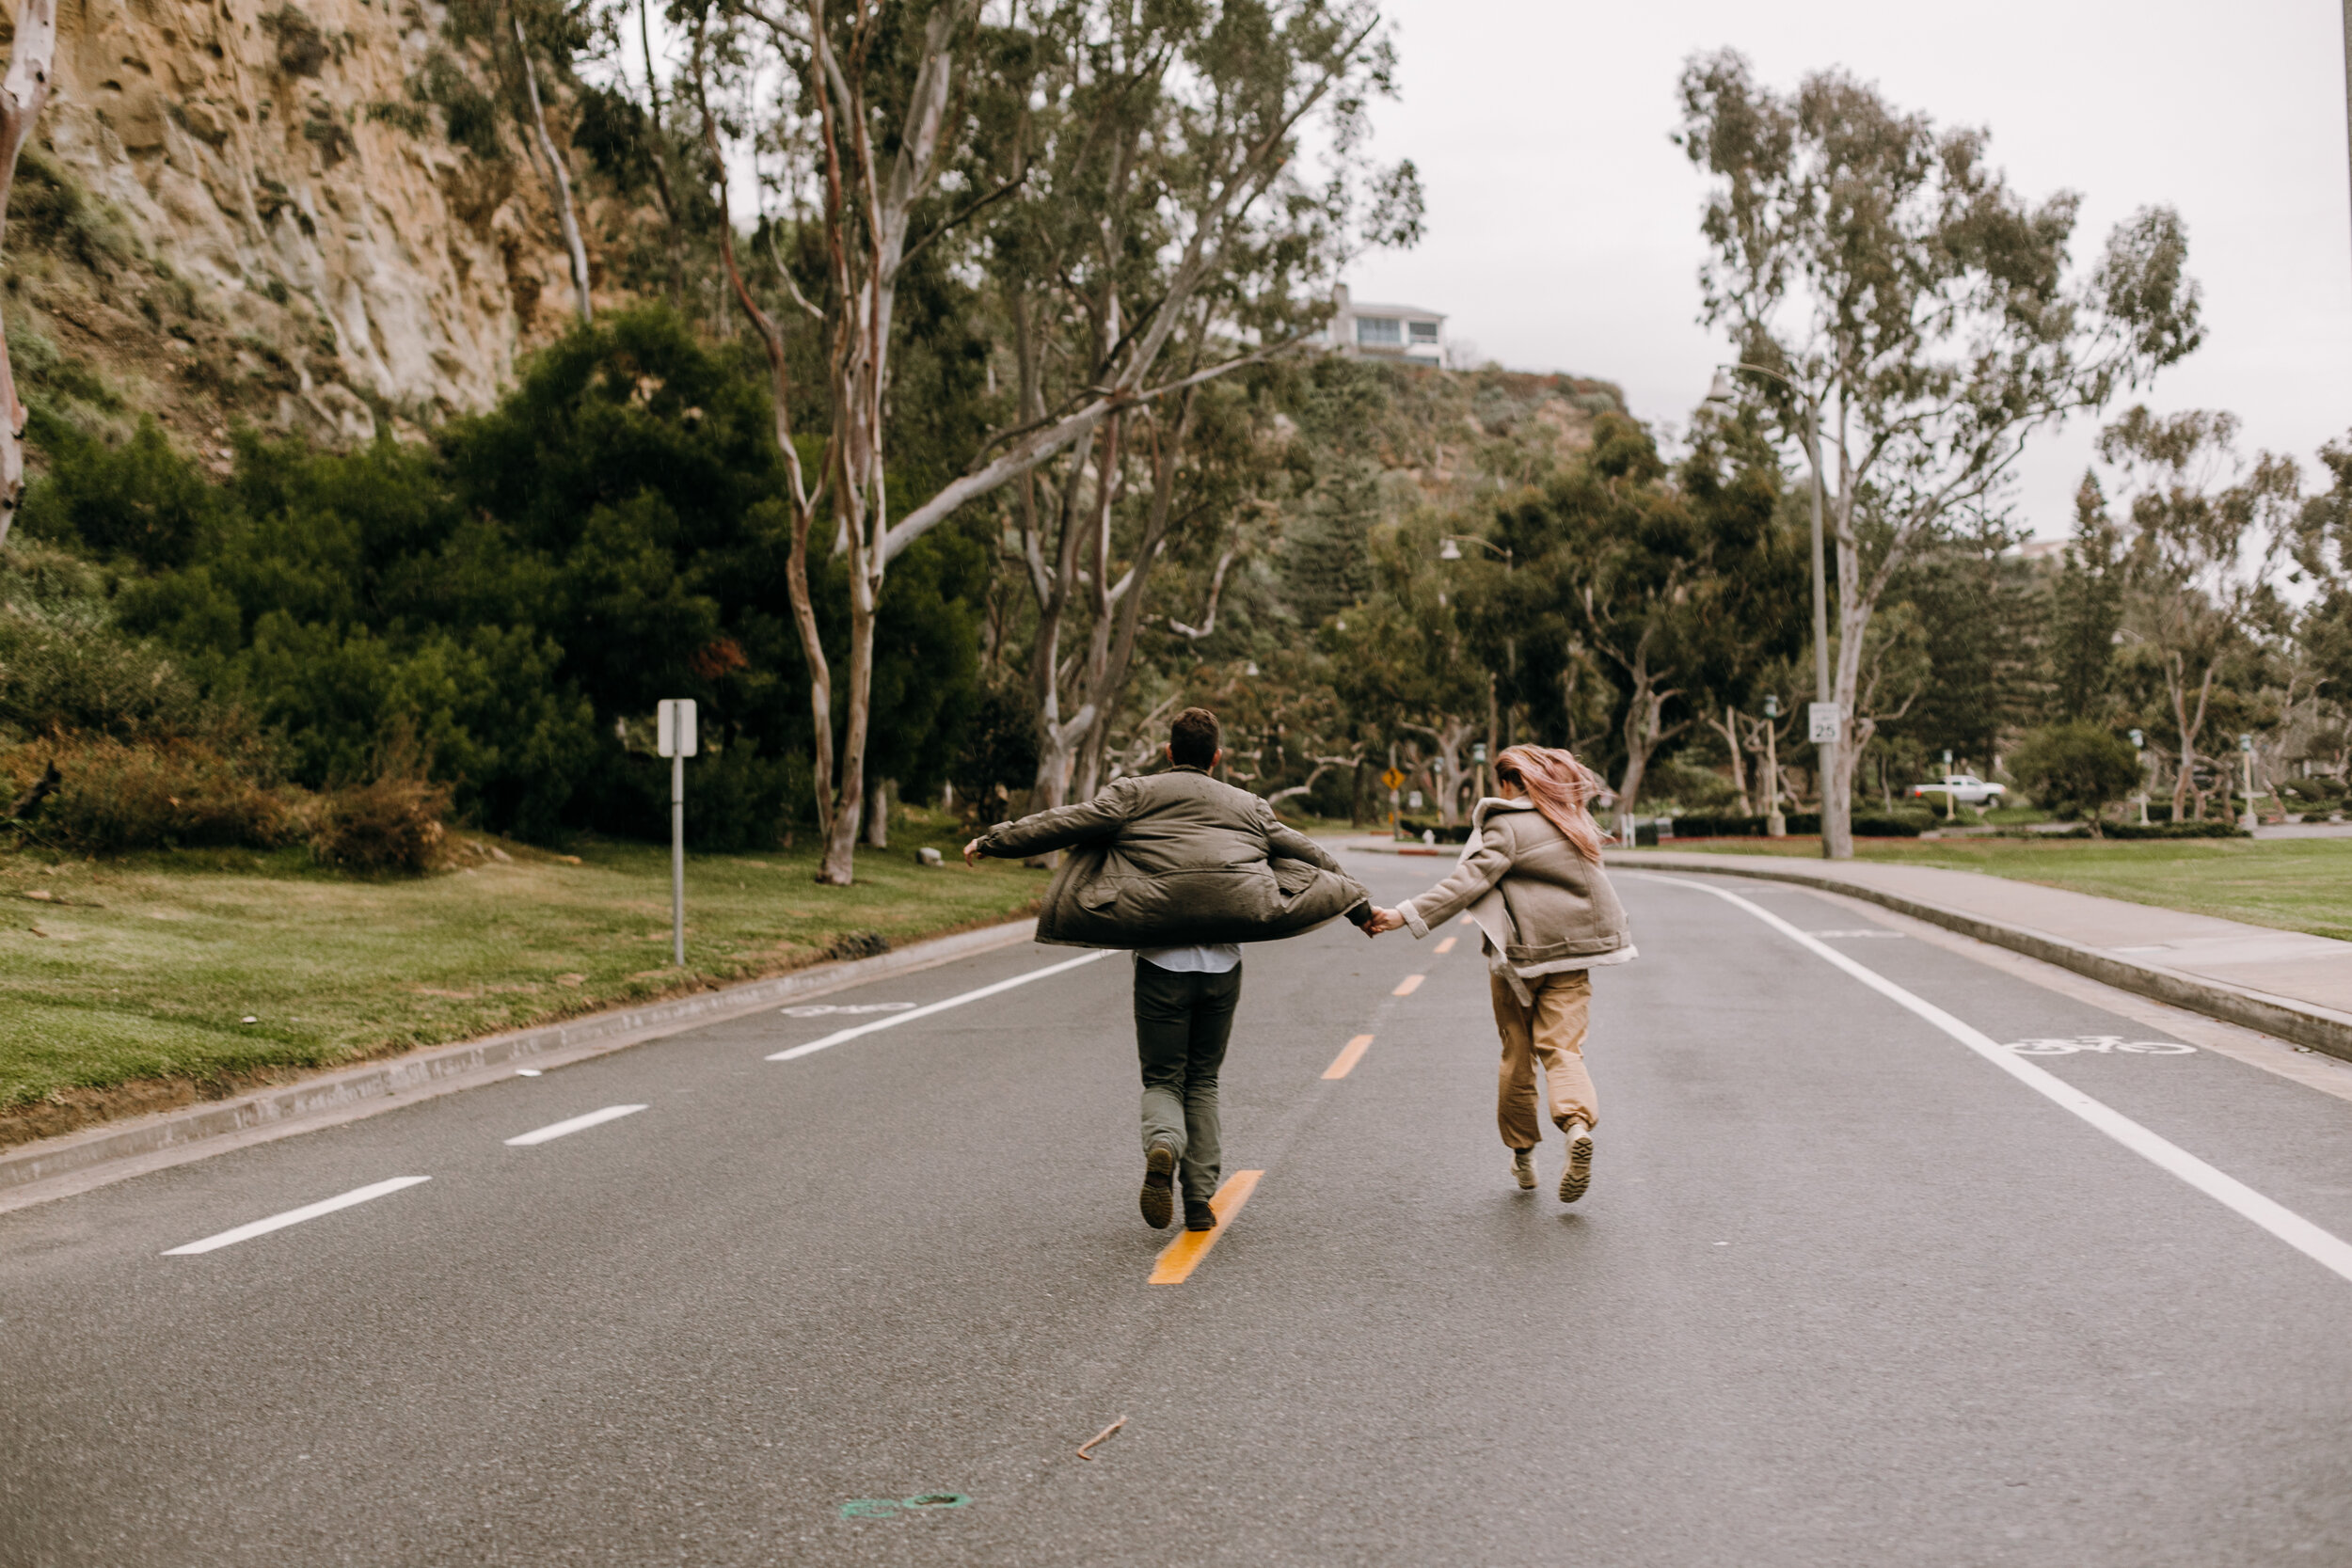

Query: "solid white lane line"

xmin=162 ymin=1177 xmax=431 ymax=1256
xmin=767 ymin=949 xmax=1115 ymax=1062
xmin=503 ymin=1104 xmax=649 ymax=1146
xmin=1633 ymin=873 xmax=2352 ymax=1289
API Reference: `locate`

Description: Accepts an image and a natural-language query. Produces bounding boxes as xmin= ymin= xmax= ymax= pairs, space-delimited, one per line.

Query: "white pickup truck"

xmin=1911 ymin=774 xmax=2007 ymax=807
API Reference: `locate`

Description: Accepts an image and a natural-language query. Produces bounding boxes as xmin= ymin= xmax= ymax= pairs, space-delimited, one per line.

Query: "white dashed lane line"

xmin=162 ymin=1177 xmax=432 ymax=1257
xmin=503 ymin=1104 xmax=649 ymax=1147
xmin=767 ymin=950 xmax=1115 ymax=1062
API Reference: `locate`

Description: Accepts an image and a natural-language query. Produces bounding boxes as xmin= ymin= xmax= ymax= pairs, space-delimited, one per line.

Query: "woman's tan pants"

xmin=1489 ymin=970 xmax=1597 ymax=1147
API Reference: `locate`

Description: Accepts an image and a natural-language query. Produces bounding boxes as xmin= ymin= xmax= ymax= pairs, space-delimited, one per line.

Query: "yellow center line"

xmin=1459 ymin=913 xmax=1477 ymax=926
xmin=1433 ymin=936 xmax=1457 ymax=955
xmin=1323 ymin=1034 xmax=1375 ymax=1080
xmin=1148 ymin=1170 xmax=1263 ymax=1285
xmin=1392 ymin=974 xmax=1424 ymax=996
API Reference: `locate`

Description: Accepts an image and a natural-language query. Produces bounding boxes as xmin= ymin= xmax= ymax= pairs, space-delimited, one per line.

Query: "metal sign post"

xmin=1381 ymin=766 xmax=1406 ymax=838
xmin=658 ymin=699 xmax=698 ymax=966
xmin=2239 ymin=733 xmax=2258 ymax=833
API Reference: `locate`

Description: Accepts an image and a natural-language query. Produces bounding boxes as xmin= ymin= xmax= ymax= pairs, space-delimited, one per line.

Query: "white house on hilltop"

xmin=1328 ymin=284 xmax=1448 ymax=368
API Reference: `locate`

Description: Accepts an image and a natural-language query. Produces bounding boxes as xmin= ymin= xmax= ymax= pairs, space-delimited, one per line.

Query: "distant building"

xmin=1328 ymin=284 xmax=1448 ymax=368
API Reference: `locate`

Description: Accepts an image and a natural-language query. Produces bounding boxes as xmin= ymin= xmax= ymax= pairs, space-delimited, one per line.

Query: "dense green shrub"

xmin=2009 ymin=722 xmax=2142 ymax=825
xmin=1670 ymin=812 xmax=1766 ymax=836
xmin=2280 ymin=777 xmax=2346 ymax=809
xmin=2100 ymin=820 xmax=2249 ymax=840
xmin=17 ymin=418 xmax=224 ymax=569
xmin=10 ymin=306 xmax=991 ymax=851
xmin=0 ymin=546 xmax=205 ymax=739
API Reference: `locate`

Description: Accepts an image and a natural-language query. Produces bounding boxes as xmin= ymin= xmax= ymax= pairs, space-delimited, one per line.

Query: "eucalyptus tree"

xmin=700 ymin=0 xmax=1410 ymax=879
xmin=1677 ymin=49 xmax=2202 ymax=857
xmin=2096 ymin=406 xmax=2296 ymax=819
xmin=962 ymin=0 xmax=1420 ymax=813
xmin=1476 ymin=413 xmax=1795 ymax=836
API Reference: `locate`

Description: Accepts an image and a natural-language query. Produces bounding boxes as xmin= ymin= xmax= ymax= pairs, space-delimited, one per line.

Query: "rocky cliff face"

xmin=7 ymin=0 xmax=589 ymax=457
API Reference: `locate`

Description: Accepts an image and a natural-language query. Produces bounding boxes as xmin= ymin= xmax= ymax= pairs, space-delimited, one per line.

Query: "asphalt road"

xmin=6 ymin=854 xmax=2352 ymax=1566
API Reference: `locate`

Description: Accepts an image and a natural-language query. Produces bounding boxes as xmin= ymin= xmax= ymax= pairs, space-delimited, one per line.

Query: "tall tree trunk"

xmin=1818 ymin=521 xmax=1871 ymax=859
xmin=697 ymin=56 xmax=834 ymax=848
xmin=0 ymin=0 xmax=58 ymax=550
xmin=864 ymin=777 xmax=891 ymax=847
xmin=514 ymin=12 xmax=592 ymax=322
xmin=803 ymin=0 xmax=967 ymax=884
xmin=1711 ymin=705 xmax=1751 ymax=816
xmin=1608 ymin=633 xmax=1686 ymax=843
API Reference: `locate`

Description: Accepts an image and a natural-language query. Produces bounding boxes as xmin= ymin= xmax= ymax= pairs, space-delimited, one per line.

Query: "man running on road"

xmin=966 ymin=707 xmax=1373 ymax=1232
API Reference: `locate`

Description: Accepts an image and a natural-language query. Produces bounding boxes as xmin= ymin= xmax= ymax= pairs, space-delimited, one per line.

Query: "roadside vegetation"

xmin=0 ymin=812 xmax=1048 ymax=1145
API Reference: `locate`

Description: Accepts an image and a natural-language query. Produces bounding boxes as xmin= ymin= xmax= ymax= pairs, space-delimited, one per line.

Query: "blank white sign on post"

xmin=658 ymin=699 xmax=698 ymax=758
xmin=1807 ymin=703 xmax=1842 ymax=744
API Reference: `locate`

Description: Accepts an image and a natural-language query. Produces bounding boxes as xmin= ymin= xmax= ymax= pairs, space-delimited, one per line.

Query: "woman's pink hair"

xmin=1493 ymin=745 xmax=1610 ymax=862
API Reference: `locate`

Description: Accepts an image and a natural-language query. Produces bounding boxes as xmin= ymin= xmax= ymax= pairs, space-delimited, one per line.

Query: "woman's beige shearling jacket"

xmin=1397 ymin=797 xmax=1635 ymax=999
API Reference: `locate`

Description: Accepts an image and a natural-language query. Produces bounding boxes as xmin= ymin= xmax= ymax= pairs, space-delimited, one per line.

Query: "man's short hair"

xmin=1169 ymin=706 xmax=1221 ymax=768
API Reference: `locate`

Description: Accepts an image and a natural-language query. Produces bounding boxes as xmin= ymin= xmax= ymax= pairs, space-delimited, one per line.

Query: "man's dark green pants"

xmin=1133 ymin=958 xmax=1243 ymax=1206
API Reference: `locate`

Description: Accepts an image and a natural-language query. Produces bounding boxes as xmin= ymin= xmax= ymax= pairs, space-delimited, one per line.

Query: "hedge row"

xmin=1665 ymin=812 xmax=1931 ymax=839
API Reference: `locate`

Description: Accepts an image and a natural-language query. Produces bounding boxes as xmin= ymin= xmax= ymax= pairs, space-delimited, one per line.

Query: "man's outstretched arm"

xmin=962 ymin=782 xmax=1136 ymax=864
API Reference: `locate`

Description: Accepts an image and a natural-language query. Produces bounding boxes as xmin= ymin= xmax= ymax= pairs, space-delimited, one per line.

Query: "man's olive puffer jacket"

xmin=977 ymin=767 xmax=1372 ymax=949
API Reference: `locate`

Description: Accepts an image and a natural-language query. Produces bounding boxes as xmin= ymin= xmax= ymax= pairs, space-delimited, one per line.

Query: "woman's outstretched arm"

xmin=1381 ymin=835 xmax=1515 ymax=938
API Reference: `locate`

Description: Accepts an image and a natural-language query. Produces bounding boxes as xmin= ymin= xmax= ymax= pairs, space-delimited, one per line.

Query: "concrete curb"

xmin=1608 ymin=852 xmax=2352 ymax=1063
xmin=0 ymin=918 xmax=1041 ymax=1212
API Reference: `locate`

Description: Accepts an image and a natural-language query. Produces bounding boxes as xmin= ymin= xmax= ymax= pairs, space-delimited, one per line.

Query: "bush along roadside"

xmin=2050 ymin=820 xmax=2252 ymax=841
xmin=1668 ymin=810 xmax=1932 ymax=838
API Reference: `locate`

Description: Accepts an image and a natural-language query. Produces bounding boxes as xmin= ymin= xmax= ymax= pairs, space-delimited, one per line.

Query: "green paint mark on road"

xmin=839 ymin=1493 xmax=972 ymax=1520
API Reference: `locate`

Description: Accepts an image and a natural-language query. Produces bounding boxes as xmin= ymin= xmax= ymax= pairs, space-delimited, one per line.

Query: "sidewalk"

xmin=1605 ymin=850 xmax=2352 ymax=1059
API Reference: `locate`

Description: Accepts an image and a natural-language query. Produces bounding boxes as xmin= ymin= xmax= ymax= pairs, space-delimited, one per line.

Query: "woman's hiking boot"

xmin=1184 ymin=1199 xmax=1217 ymax=1231
xmin=1140 ymin=1141 xmax=1178 ymax=1228
xmin=1558 ymin=1121 xmax=1594 ymax=1203
xmin=1511 ymin=1147 xmax=1537 ymax=1190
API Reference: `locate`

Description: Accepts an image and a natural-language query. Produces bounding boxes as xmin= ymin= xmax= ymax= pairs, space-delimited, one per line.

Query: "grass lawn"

xmin=1657 ymin=835 xmax=2352 ymax=943
xmin=0 ymin=811 xmax=1050 ymax=1135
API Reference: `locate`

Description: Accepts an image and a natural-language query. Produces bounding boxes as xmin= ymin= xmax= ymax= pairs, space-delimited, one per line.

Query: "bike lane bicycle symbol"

xmin=2003 ymin=1036 xmax=2196 ymax=1055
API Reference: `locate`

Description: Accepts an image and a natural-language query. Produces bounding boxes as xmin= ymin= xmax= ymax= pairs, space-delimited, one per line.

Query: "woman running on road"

xmin=1366 ymin=745 xmax=1635 ymax=1202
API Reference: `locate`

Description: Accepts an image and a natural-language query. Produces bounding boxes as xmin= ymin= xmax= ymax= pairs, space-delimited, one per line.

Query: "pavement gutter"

xmin=1604 ymin=850 xmax=2352 ymax=1064
xmin=0 ymin=917 xmax=1041 ymax=1214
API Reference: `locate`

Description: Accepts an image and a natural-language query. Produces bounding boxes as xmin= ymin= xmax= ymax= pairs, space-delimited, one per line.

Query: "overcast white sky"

xmin=1341 ymin=0 xmax=2352 ymax=541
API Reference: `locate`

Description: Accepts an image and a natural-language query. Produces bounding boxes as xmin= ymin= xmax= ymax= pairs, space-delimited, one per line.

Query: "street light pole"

xmin=1438 ymin=535 xmax=1517 ymax=751
xmin=1708 ymin=366 xmax=1836 ymax=860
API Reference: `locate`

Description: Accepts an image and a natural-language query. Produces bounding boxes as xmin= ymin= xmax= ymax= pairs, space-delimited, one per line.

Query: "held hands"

xmin=1364 ymin=907 xmax=1407 ymax=936
xmin=962 ymin=836 xmax=985 ymax=867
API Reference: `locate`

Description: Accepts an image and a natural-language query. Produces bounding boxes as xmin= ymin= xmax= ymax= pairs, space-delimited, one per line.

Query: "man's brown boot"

xmin=1139 ymin=1142 xmax=1177 ymax=1228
